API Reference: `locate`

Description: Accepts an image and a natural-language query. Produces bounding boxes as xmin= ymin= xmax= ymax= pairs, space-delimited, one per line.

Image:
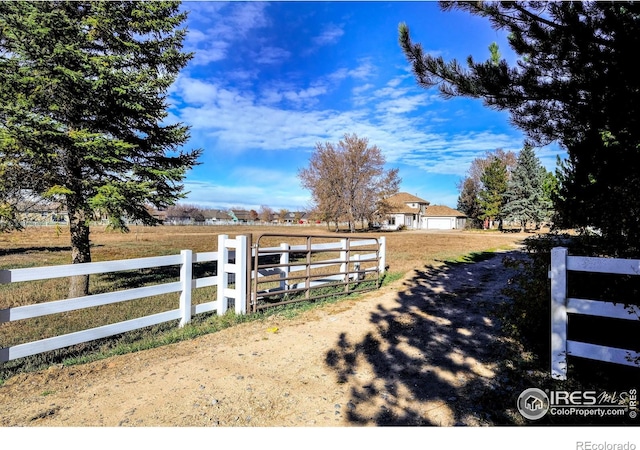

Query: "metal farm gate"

xmin=249 ymin=233 xmax=385 ymax=313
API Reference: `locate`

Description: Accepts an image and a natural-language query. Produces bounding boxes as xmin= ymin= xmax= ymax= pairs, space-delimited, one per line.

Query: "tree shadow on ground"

xmin=324 ymin=250 xmax=531 ymax=426
xmin=95 ymin=261 xmax=217 ymax=292
xmin=0 ymin=246 xmax=72 ymax=257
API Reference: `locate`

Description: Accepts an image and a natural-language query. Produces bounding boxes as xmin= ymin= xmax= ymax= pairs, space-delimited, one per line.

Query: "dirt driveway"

xmin=0 ymin=250 xmax=527 ymax=427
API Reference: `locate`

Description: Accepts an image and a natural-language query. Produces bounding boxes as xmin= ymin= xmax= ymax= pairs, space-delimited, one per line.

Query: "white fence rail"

xmin=550 ymin=247 xmax=640 ymax=380
xmin=0 ymin=234 xmax=385 ymax=363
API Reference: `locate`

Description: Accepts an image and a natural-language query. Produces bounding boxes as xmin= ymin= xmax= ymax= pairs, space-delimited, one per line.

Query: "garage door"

xmin=426 ymin=218 xmax=452 ymax=229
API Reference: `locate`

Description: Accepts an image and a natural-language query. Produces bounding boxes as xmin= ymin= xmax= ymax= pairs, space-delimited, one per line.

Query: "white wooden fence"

xmin=550 ymin=247 xmax=640 ymax=380
xmin=0 ymin=234 xmax=247 ymax=363
xmin=0 ymin=234 xmax=384 ymax=363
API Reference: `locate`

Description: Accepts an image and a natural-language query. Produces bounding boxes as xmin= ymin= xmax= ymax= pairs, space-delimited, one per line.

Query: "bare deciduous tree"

xmin=258 ymin=205 xmax=273 ymax=223
xmin=298 ymin=133 xmax=400 ymax=232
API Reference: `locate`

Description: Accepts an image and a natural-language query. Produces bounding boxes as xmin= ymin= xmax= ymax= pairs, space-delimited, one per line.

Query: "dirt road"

xmin=0 ymin=250 xmax=526 ymax=427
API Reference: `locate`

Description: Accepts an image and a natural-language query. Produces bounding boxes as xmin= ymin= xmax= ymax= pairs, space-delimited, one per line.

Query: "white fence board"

xmin=567 ymin=255 xmax=640 ymax=275
xmin=193 ymin=252 xmax=218 ymax=263
xmin=567 ymin=341 xmax=640 ymax=368
xmin=0 ymin=281 xmax=182 ymax=322
xmin=193 ymin=276 xmax=217 ymax=289
xmin=0 ymin=254 xmax=182 ymax=283
xmin=567 ymin=297 xmax=640 ymax=321
xmin=194 ymin=301 xmax=218 ymax=315
xmin=0 ymin=309 xmax=181 ymax=362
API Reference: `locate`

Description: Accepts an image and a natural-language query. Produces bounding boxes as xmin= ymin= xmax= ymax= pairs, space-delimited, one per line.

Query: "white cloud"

xmin=352 ymin=83 xmax=374 ymax=95
xmin=183 ymin=2 xmax=270 ymax=66
xmin=375 ymin=94 xmax=431 ymax=114
xmin=172 ymin=76 xmax=525 ymax=179
xmin=184 ymin=177 xmax=311 ymax=211
xmin=254 ymin=46 xmax=291 ymax=65
xmin=348 ymin=59 xmax=376 ymax=80
xmin=259 ymin=81 xmax=329 ymax=107
xmin=312 ymin=23 xmax=345 ymax=46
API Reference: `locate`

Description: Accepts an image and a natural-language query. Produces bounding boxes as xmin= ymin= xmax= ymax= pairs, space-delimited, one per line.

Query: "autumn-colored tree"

xmin=258 ymin=205 xmax=274 ymax=223
xmin=467 ymin=149 xmax=516 ymax=188
xmin=278 ymin=208 xmax=289 ymax=224
xmin=298 ymin=133 xmax=400 ymax=232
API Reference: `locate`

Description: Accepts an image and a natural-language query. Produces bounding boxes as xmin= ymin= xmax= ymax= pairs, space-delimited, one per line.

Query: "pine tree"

xmin=456 ymin=148 xmax=515 ymax=228
xmin=400 ymin=2 xmax=640 ymax=251
xmin=0 ymin=1 xmax=201 ymax=296
xmin=456 ymin=177 xmax=481 ymax=228
xmin=478 ymin=157 xmax=508 ymax=229
xmin=501 ymin=144 xmax=547 ymax=230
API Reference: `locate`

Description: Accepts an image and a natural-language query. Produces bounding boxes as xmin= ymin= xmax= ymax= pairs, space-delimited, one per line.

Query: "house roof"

xmin=230 ymin=209 xmax=253 ymax=220
xmin=209 ymin=210 xmax=232 ymax=220
xmin=387 ymin=192 xmax=430 ymax=205
xmin=425 ymin=205 xmax=466 ymax=217
xmin=386 ymin=192 xmax=430 ymax=214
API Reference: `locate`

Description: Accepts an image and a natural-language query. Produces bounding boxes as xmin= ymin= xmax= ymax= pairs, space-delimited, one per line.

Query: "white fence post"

xmin=378 ymin=237 xmax=386 ymax=275
xmin=550 ymin=247 xmax=569 ymax=380
xmin=217 ymin=234 xmax=229 ymax=315
xmin=234 ymin=235 xmax=247 ymax=315
xmin=179 ymin=249 xmax=193 ymax=328
xmin=340 ymin=238 xmax=348 ymax=282
xmin=216 ymin=234 xmax=247 ymax=316
xmin=280 ymin=242 xmax=290 ymax=292
xmin=352 ymin=253 xmax=361 ymax=281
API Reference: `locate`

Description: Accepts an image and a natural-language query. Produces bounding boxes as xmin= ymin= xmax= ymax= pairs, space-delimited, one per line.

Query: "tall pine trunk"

xmin=68 ymin=201 xmax=91 ymax=298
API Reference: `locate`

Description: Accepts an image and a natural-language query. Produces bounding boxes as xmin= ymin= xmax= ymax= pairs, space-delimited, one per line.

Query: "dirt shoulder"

xmin=0 ymin=250 xmax=528 ymax=427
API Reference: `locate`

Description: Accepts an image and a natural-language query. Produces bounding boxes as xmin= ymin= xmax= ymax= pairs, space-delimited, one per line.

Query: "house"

xmin=384 ymin=192 xmax=430 ymax=229
xmin=229 ymin=209 xmax=254 ymax=223
xmin=422 ymin=205 xmax=467 ymax=230
xmin=281 ymin=211 xmax=308 ymax=224
xmin=383 ymin=193 xmax=467 ymax=230
xmin=203 ymin=209 xmax=233 ymax=224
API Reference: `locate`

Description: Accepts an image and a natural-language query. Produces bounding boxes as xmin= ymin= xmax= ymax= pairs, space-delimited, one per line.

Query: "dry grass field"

xmin=0 ymin=223 xmax=527 ymax=310
xmin=0 ymin=223 xmax=527 ymax=277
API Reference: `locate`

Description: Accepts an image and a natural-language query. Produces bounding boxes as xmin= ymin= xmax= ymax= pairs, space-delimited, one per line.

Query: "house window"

xmin=389 ymin=217 xmax=396 ymax=226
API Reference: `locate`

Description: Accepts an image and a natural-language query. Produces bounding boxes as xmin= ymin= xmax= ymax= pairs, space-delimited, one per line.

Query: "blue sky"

xmin=169 ymin=1 xmax=566 ymax=212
